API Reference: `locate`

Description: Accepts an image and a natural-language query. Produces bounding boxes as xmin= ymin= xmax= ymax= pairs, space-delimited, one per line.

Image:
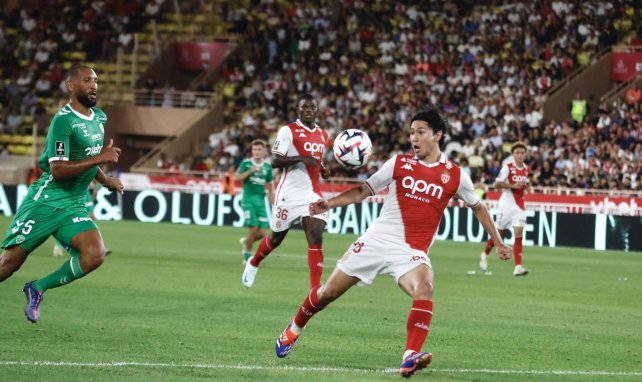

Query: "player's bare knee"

xmin=318 ymin=283 xmax=341 ymax=303
xmin=80 ymin=246 xmax=106 ymax=271
xmin=410 ymin=280 xmax=433 ymax=300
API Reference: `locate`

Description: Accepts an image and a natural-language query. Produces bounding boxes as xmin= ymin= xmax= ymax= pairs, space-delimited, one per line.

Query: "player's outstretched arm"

xmin=95 ymin=167 xmax=124 ymax=194
xmin=471 ymin=202 xmax=512 ymax=260
xmin=309 ymin=184 xmax=372 ymax=215
xmin=272 ymin=154 xmax=318 ymax=169
xmin=50 ymin=139 xmax=121 ymax=180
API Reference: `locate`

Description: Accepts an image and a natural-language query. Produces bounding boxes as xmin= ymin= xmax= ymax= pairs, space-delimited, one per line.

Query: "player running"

xmin=0 ymin=65 xmax=124 ymax=323
xmin=236 ymin=139 xmax=274 ymax=264
xmin=480 ymin=142 xmax=530 ymax=276
xmin=242 ymin=94 xmax=330 ymax=289
xmin=273 ymin=108 xmax=512 ymax=377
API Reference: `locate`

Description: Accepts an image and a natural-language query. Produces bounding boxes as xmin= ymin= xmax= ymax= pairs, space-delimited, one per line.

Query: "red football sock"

xmin=405 ymin=300 xmax=433 ymax=353
xmin=293 ymin=286 xmax=326 ymax=328
xmin=484 ymin=238 xmax=494 ymax=255
xmin=308 ymin=244 xmax=323 ymax=288
xmin=514 ymin=236 xmax=523 ymax=266
xmin=249 ymin=236 xmax=274 ymax=267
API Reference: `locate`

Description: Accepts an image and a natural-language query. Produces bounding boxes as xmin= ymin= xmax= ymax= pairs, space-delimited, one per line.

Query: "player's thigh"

xmin=301 ymin=216 xmax=326 ymax=243
xmin=69 ymin=228 xmax=105 ymax=256
xmin=1 ymin=200 xmax=61 ymax=253
xmin=335 ymin=239 xmax=386 ymax=286
xmin=511 ymin=209 xmax=527 ymax=229
xmin=254 ymin=204 xmax=270 ymax=229
xmin=270 ymin=204 xmax=305 ymax=232
xmin=382 ymin=247 xmax=433 ymax=287
xmin=398 ymin=263 xmax=434 ymax=299
xmin=54 ymin=210 xmax=100 ymax=251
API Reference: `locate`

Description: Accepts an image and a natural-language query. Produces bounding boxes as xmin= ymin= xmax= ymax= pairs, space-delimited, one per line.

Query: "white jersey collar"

xmin=295 ymin=119 xmax=318 ymax=132
xmin=67 ymin=103 xmax=95 ymax=121
xmin=417 ymin=152 xmax=447 ymax=168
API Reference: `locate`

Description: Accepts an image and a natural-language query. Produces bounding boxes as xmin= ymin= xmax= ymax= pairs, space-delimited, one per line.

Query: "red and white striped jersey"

xmin=272 ymin=119 xmax=328 ymax=206
xmin=363 ymin=153 xmax=480 ymax=253
xmin=496 ymin=163 xmax=528 ymax=210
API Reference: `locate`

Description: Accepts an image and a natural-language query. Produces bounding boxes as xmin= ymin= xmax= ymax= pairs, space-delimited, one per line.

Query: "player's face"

xmin=68 ymin=68 xmax=98 ymax=108
xmin=410 ymin=120 xmax=441 ymax=160
xmin=251 ymin=144 xmax=265 ymax=160
xmin=513 ymin=147 xmax=526 ymax=166
xmin=297 ymin=99 xmax=318 ymax=126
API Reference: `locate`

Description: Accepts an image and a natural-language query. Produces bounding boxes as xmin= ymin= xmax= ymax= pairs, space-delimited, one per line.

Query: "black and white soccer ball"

xmin=332 ymin=129 xmax=373 ymax=170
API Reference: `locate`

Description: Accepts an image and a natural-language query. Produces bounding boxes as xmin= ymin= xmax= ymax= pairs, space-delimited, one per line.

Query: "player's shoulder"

xmin=92 ymin=107 xmax=107 ymax=121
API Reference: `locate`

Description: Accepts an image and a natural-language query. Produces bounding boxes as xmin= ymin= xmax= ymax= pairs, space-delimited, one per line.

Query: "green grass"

xmin=0 ymin=215 xmax=641 ymax=381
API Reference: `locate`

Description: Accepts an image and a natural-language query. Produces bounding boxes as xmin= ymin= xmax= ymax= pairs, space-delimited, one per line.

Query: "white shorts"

xmin=495 ymin=205 xmax=526 ymax=230
xmin=336 ymin=236 xmax=432 ymax=286
xmin=270 ymin=204 xmax=328 ymax=232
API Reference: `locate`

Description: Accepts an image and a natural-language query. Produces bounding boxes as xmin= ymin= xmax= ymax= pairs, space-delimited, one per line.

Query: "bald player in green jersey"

xmin=0 ymin=65 xmax=124 ymax=323
xmin=236 ymin=139 xmax=274 ymax=264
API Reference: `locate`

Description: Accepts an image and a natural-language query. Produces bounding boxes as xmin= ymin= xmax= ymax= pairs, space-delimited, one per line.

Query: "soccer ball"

xmin=332 ymin=129 xmax=373 ymax=170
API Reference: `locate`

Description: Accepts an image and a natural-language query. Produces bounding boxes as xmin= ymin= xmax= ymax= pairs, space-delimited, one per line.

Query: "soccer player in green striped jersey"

xmin=0 ymin=65 xmax=124 ymax=323
xmin=235 ymin=139 xmax=274 ymax=264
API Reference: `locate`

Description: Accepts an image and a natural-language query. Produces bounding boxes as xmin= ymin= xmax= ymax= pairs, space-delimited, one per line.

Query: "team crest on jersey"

xmin=16 ymin=235 xmax=25 ymax=244
xmin=441 ymin=170 xmax=451 ymax=184
xmin=55 ymin=141 xmax=65 ymax=156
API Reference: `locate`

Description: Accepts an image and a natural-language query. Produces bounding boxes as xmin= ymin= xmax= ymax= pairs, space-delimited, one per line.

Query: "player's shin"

xmin=249 ymin=236 xmax=274 ymax=267
xmin=32 ymin=254 xmax=86 ymax=292
xmin=514 ymin=236 xmax=523 ymax=266
xmin=307 ymin=244 xmax=323 ymax=288
xmin=293 ymin=286 xmax=327 ymax=332
xmin=484 ymin=238 xmax=494 ymax=255
xmin=404 ymin=300 xmax=433 ymax=357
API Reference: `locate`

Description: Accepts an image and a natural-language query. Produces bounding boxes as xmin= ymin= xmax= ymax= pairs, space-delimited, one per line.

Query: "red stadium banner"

xmin=175 ymin=42 xmax=236 ymax=71
xmin=610 ymin=51 xmax=642 ymax=81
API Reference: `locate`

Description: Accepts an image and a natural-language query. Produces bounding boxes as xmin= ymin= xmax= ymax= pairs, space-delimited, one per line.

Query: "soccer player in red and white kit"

xmin=274 ymin=108 xmax=512 ymax=378
xmin=480 ymin=142 xmax=530 ymax=276
xmin=242 ymin=94 xmax=330 ymax=289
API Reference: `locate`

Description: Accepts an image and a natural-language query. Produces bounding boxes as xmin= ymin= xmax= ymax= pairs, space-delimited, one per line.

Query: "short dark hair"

xmin=251 ymin=139 xmax=267 ymax=147
xmin=67 ymin=64 xmax=93 ymax=81
xmin=411 ymin=107 xmax=448 ymax=149
xmin=511 ymin=141 xmax=527 ymax=153
xmin=298 ymin=93 xmax=316 ymax=104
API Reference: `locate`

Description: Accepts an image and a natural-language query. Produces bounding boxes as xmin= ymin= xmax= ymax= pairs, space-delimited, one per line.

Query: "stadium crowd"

xmin=174 ymin=0 xmax=639 ymax=191
xmin=0 ymin=1 xmax=166 ymax=137
xmin=0 ymin=1 xmax=640 ymax=191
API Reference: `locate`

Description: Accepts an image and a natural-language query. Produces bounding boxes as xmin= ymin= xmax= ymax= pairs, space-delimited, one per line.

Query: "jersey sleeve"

xmin=236 ymin=160 xmax=249 ymax=174
xmin=456 ymin=169 xmax=481 ymax=207
xmin=364 ymin=155 xmax=396 ymax=195
xmin=272 ymin=125 xmax=292 ymax=156
xmin=495 ymin=165 xmax=509 ymax=183
xmin=47 ymin=115 xmax=73 ymax=162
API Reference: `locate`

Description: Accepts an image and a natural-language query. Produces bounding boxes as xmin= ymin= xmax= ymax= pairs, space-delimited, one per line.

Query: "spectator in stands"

xmin=571 ymin=92 xmax=589 ymax=127
xmin=625 ymin=82 xmax=641 ymax=105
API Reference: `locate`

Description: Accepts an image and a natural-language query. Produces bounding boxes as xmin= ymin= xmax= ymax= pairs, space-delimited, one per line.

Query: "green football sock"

xmin=244 ymin=252 xmax=252 ymax=262
xmin=32 ymin=255 xmax=85 ymax=292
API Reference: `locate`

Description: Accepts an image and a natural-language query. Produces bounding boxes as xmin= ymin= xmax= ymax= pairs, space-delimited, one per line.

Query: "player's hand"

xmin=99 ymin=139 xmax=121 ymax=164
xmin=309 ymin=199 xmax=329 ymax=215
xmin=104 ymin=177 xmax=125 ymax=195
xmin=320 ymin=162 xmax=331 ymax=179
xmin=299 ymin=155 xmax=319 ymax=168
xmin=495 ymin=243 xmax=512 ymax=261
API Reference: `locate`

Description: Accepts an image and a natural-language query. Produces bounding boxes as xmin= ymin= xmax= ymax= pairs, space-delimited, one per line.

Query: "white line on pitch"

xmin=0 ymin=361 xmax=640 ymax=376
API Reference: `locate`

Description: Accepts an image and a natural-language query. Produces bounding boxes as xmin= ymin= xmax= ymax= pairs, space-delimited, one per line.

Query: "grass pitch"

xmin=0 ymin=216 xmax=640 ymax=381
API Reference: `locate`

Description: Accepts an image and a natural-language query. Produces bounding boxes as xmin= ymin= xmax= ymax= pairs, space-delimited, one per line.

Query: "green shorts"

xmin=1 ymin=198 xmax=98 ymax=253
xmin=242 ymin=198 xmax=269 ymax=229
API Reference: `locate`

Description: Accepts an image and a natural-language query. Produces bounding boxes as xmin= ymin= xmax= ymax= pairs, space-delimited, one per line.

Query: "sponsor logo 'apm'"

xmin=511 ymin=175 xmax=528 ymax=183
xmin=303 ymin=142 xmax=324 ymax=155
xmin=401 ymin=176 xmax=444 ymax=199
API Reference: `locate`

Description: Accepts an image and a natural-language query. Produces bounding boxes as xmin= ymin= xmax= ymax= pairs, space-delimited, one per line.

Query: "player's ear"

xmin=66 ymin=79 xmax=74 ymax=93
